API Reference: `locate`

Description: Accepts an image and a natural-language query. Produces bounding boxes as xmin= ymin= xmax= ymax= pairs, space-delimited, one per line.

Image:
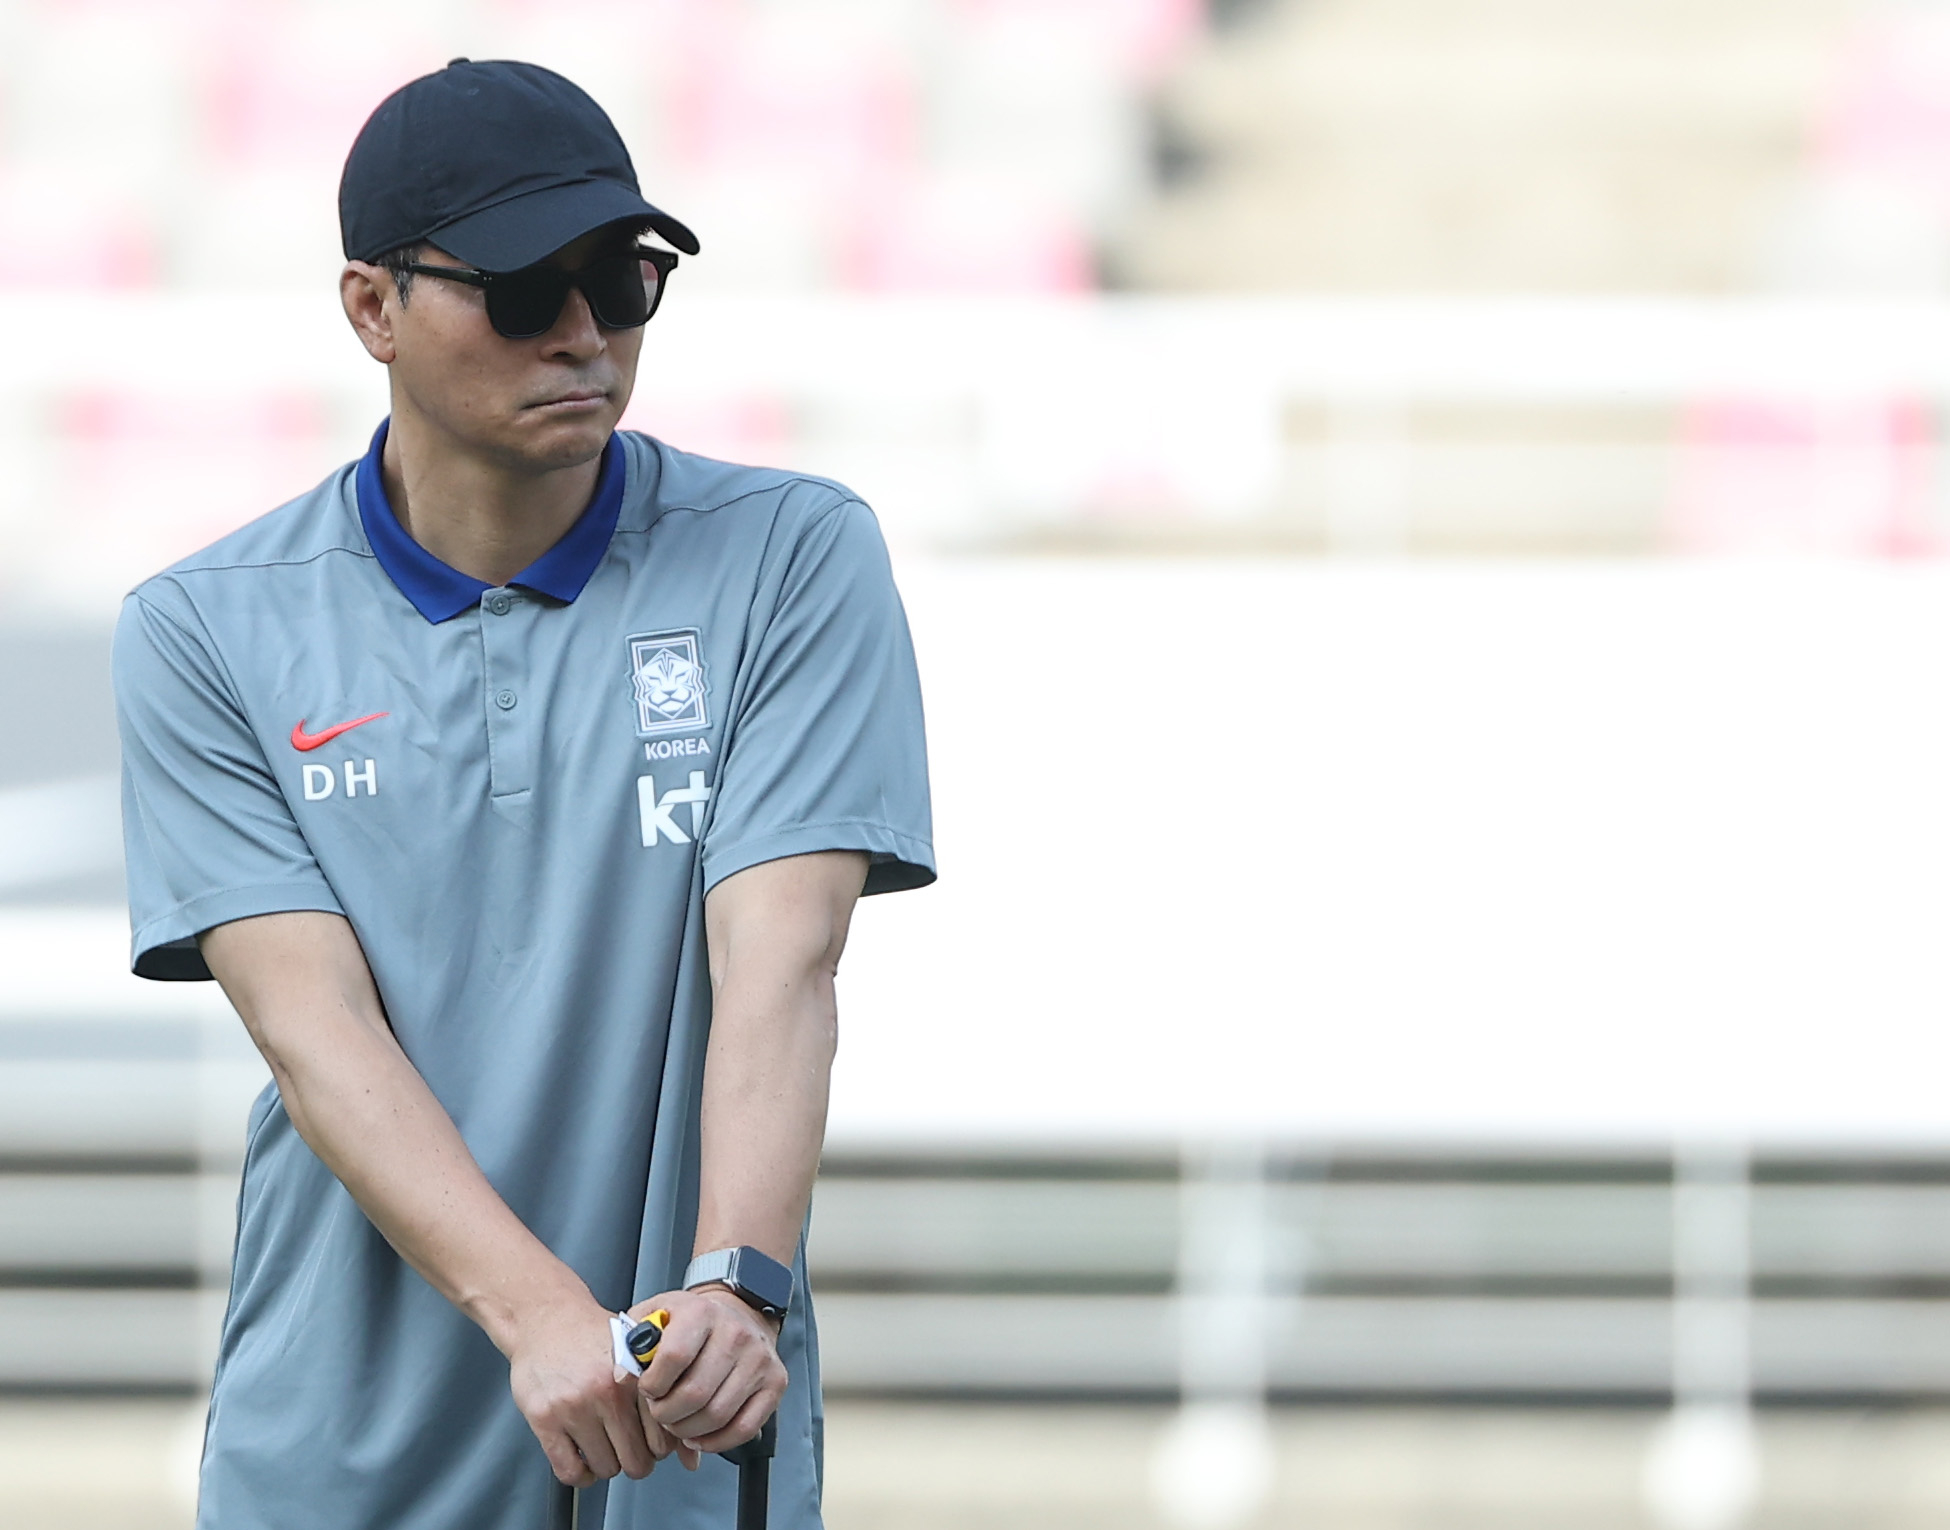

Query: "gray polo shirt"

xmin=114 ymin=425 xmax=933 ymax=1530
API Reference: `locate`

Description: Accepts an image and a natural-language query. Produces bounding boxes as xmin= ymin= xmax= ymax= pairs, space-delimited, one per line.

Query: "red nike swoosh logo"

xmin=291 ymin=713 xmax=389 ymax=751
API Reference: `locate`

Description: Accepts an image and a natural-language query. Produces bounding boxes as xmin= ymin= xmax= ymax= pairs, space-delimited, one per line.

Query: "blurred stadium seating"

xmin=1123 ymin=0 xmax=1864 ymax=293
xmin=10 ymin=290 xmax=1950 ymax=614
xmin=6 ymin=0 xmax=1950 ymax=580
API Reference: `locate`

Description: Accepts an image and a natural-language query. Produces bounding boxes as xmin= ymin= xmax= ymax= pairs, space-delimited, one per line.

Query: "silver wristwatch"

xmin=683 ymin=1246 xmax=794 ymax=1319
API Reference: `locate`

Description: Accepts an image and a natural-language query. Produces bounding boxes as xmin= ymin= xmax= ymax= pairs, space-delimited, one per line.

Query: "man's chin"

xmin=500 ymin=410 xmax=620 ymax=473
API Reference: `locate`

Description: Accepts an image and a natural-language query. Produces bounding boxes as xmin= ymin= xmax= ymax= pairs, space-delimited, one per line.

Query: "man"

xmin=113 ymin=60 xmax=932 ymax=1530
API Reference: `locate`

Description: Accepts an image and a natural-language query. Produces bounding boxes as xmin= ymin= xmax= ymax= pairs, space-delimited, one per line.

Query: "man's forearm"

xmin=694 ymin=966 xmax=837 ymax=1266
xmin=696 ymin=852 xmax=867 ymax=1268
xmin=200 ymin=912 xmax=591 ymax=1352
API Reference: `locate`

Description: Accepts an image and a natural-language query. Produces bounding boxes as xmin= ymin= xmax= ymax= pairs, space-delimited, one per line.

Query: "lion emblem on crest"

xmin=627 ymin=630 xmax=710 ymax=735
xmin=635 ymin=649 xmax=699 ymax=719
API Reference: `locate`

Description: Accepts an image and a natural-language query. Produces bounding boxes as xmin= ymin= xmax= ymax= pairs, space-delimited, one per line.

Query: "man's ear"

xmin=341 ymin=262 xmax=399 ymax=364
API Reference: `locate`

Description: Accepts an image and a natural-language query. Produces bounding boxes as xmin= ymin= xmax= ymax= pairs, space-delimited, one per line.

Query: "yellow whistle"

xmin=624 ymin=1309 xmax=670 ymax=1368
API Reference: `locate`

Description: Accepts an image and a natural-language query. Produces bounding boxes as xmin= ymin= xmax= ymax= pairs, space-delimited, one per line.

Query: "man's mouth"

xmin=528 ymin=388 xmax=609 ymax=410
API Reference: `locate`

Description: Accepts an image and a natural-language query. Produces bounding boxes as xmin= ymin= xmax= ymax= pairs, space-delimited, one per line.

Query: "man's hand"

xmin=628 ymin=1287 xmax=786 ymax=1458
xmin=506 ymin=1295 xmax=660 ymax=1488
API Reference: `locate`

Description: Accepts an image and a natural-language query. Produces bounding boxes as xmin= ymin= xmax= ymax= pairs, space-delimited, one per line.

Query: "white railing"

xmin=7 ymin=294 xmax=1950 ymax=613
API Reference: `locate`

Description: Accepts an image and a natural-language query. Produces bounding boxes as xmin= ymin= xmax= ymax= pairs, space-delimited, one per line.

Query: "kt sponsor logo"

xmin=638 ymin=770 xmax=711 ymax=846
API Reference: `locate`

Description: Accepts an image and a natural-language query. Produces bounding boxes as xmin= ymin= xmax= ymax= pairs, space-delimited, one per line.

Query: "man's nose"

xmin=542 ymin=282 xmax=605 ymax=359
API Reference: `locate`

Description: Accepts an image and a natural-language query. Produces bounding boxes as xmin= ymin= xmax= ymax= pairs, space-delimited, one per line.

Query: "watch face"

xmin=727 ymin=1247 xmax=795 ymax=1315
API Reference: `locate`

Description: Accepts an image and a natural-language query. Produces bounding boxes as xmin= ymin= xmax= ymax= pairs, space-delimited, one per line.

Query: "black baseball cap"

xmin=339 ymin=59 xmax=699 ymax=273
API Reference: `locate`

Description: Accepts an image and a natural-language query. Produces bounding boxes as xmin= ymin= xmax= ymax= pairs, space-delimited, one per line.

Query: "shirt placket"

xmin=479 ymin=587 xmax=539 ymax=806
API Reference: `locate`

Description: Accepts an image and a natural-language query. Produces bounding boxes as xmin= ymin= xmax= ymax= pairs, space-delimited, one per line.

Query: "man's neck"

xmin=381 ymin=410 xmax=601 ymax=588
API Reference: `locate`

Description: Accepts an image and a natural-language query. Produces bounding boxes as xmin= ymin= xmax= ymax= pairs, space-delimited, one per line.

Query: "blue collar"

xmin=355 ymin=419 xmax=625 ymax=624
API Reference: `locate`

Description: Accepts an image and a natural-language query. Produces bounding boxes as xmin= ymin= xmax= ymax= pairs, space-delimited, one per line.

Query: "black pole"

xmin=735 ymin=1456 xmax=767 ymax=1530
xmin=722 ymin=1414 xmax=778 ymax=1530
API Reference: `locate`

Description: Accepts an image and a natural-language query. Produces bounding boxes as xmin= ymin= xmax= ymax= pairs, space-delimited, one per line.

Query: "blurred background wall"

xmin=10 ymin=2 xmax=1950 ymax=1528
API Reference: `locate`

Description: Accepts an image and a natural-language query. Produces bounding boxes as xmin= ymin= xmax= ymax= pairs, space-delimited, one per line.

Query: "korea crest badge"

xmin=627 ymin=629 xmax=709 ymax=736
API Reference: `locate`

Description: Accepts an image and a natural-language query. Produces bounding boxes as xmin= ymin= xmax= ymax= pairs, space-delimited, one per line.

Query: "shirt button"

xmin=495 ymin=689 xmax=517 ymax=710
xmin=487 ymin=593 xmax=512 ymax=615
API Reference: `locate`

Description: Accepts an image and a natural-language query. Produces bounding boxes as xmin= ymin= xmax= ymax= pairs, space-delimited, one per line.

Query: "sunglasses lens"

xmin=483 ymin=270 xmax=569 ymax=339
xmin=581 ymin=253 xmax=654 ymax=329
xmin=485 ymin=269 xmax=572 ymax=339
xmin=481 ymin=255 xmax=664 ymax=338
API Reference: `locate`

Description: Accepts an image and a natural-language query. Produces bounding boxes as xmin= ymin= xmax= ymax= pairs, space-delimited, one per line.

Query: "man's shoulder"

xmin=128 ymin=462 xmax=366 ymax=615
xmin=623 ymin=432 xmax=866 ymax=536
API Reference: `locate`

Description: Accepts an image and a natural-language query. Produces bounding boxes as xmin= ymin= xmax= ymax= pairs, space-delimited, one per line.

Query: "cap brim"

xmin=427 ymin=178 xmax=700 ymax=270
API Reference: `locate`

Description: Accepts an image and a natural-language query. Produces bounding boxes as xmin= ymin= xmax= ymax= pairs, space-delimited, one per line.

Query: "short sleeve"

xmin=115 ymin=590 xmax=344 ymax=980
xmin=701 ymin=497 xmax=935 ymax=897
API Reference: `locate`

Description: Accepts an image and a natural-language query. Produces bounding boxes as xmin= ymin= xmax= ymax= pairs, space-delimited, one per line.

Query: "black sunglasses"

xmin=402 ymin=247 xmax=680 ymax=340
